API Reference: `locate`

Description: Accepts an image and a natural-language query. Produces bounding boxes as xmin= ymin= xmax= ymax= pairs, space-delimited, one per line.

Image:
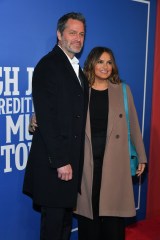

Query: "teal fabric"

xmin=122 ymin=83 xmax=138 ymax=176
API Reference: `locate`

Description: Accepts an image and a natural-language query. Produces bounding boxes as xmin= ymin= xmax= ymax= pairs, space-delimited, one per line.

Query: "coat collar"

xmin=52 ymin=45 xmax=85 ymax=92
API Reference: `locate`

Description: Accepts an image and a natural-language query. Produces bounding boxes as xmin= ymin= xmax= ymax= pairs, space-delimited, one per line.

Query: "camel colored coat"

xmin=75 ymin=82 xmax=147 ymax=219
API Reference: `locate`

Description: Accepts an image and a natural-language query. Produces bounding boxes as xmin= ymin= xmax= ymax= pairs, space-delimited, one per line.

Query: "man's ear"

xmin=57 ymin=30 xmax=62 ymax=41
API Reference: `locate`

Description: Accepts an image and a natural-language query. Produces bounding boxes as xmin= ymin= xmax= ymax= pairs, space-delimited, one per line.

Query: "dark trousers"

xmin=78 ymin=215 xmax=125 ymax=240
xmin=40 ymin=207 xmax=72 ymax=240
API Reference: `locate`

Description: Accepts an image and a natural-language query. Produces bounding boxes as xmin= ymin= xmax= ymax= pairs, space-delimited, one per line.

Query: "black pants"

xmin=40 ymin=207 xmax=72 ymax=240
xmin=78 ymin=215 xmax=125 ymax=240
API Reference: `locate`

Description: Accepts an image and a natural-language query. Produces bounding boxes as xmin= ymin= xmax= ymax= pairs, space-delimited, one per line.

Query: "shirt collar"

xmin=58 ymin=45 xmax=79 ymax=65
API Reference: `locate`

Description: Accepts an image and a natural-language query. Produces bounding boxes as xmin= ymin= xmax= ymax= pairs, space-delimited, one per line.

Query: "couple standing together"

xmin=23 ymin=12 xmax=147 ymax=240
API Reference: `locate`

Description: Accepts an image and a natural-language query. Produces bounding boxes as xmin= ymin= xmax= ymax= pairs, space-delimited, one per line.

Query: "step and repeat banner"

xmin=0 ymin=0 xmax=157 ymax=239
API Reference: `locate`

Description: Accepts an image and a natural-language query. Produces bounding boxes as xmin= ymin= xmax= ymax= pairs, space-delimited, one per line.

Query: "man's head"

xmin=57 ymin=12 xmax=86 ymax=58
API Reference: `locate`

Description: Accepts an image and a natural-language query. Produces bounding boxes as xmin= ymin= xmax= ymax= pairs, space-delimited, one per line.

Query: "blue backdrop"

xmin=0 ymin=0 xmax=157 ymax=239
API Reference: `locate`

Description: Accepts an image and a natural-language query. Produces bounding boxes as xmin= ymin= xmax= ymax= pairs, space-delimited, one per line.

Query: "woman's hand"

xmin=136 ymin=163 xmax=146 ymax=177
xmin=29 ymin=114 xmax=38 ymax=132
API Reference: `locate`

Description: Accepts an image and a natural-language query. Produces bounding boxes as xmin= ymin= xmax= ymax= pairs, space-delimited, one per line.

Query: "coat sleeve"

xmin=32 ymin=57 xmax=70 ymax=168
xmin=127 ymin=85 xmax=147 ymax=163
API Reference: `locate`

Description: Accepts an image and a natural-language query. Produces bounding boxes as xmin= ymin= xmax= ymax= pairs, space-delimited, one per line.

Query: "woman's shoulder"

xmin=108 ymin=81 xmax=122 ymax=90
xmin=119 ymin=81 xmax=132 ymax=92
xmin=109 ymin=81 xmax=133 ymax=97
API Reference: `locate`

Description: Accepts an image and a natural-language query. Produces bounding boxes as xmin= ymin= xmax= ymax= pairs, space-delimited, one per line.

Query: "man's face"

xmin=57 ymin=19 xmax=85 ymax=58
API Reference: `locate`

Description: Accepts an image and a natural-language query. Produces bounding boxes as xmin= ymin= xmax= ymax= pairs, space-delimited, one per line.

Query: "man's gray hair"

xmin=57 ymin=12 xmax=86 ymax=34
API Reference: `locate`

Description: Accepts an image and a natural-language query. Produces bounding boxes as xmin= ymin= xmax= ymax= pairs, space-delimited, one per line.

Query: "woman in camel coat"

xmin=75 ymin=47 xmax=147 ymax=240
xmin=29 ymin=46 xmax=147 ymax=240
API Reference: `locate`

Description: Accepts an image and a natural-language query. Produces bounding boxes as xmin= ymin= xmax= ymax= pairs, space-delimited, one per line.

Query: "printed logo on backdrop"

xmin=0 ymin=67 xmax=34 ymax=173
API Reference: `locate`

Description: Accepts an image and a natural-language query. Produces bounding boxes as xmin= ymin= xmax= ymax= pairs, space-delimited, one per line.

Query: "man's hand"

xmin=57 ymin=164 xmax=73 ymax=181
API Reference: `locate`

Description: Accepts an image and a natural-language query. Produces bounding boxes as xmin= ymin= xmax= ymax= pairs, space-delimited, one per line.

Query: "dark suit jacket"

xmin=23 ymin=45 xmax=89 ymax=207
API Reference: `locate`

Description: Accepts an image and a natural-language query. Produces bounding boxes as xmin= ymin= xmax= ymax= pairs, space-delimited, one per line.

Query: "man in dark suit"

xmin=23 ymin=12 xmax=89 ymax=240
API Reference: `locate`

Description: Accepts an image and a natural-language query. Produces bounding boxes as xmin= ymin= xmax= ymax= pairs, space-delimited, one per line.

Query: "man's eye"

xmin=70 ymin=32 xmax=76 ymax=35
xmin=80 ymin=33 xmax=84 ymax=37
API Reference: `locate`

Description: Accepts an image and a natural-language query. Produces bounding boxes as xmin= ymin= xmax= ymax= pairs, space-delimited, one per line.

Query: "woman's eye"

xmin=96 ymin=60 xmax=112 ymax=65
xmin=97 ymin=60 xmax=103 ymax=64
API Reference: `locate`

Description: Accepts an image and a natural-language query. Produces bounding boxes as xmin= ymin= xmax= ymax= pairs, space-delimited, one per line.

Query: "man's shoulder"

xmin=38 ymin=45 xmax=67 ymax=65
xmin=39 ymin=47 xmax=57 ymax=62
xmin=34 ymin=46 xmax=57 ymax=70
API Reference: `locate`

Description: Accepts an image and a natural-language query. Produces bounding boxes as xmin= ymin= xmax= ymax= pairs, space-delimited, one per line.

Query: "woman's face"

xmin=94 ymin=52 xmax=113 ymax=81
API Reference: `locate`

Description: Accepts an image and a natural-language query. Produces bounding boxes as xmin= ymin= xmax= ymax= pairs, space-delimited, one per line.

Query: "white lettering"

xmin=6 ymin=114 xmax=33 ymax=143
xmin=0 ymin=142 xmax=31 ymax=173
xmin=26 ymin=67 xmax=34 ymax=95
xmin=15 ymin=143 xmax=28 ymax=170
xmin=0 ymin=97 xmax=33 ymax=114
xmin=1 ymin=144 xmax=15 ymax=172
xmin=0 ymin=67 xmax=3 ymax=95
xmin=6 ymin=115 xmax=24 ymax=143
xmin=0 ymin=98 xmax=5 ymax=114
xmin=3 ymin=67 xmax=20 ymax=96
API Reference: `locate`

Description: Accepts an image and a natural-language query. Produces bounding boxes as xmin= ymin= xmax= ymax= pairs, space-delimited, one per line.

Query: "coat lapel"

xmin=107 ymin=82 xmax=122 ymax=139
xmin=54 ymin=45 xmax=84 ymax=92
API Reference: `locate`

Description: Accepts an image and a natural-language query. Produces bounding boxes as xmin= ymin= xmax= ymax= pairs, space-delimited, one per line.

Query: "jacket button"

xmin=74 ymin=135 xmax=78 ymax=139
xmin=116 ymin=134 xmax=120 ymax=139
xmin=119 ymin=114 xmax=123 ymax=118
xmin=76 ymin=115 xmax=80 ymax=118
